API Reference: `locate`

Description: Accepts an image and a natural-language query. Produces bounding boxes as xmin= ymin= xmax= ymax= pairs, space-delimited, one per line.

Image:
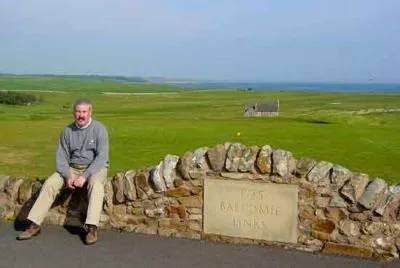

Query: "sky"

xmin=0 ymin=0 xmax=399 ymax=82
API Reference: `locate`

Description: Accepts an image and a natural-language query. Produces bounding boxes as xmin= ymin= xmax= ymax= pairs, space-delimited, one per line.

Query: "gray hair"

xmin=73 ymin=98 xmax=92 ymax=111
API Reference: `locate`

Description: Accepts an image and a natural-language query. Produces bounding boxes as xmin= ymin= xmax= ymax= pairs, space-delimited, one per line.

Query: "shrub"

xmin=0 ymin=91 xmax=43 ymax=105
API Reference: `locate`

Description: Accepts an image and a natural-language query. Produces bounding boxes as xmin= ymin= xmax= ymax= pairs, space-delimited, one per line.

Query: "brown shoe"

xmin=85 ymin=224 xmax=98 ymax=245
xmin=17 ymin=222 xmax=41 ymax=240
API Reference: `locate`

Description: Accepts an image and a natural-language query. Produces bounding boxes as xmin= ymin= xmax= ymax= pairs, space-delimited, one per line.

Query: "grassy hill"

xmin=0 ymin=74 xmax=180 ymax=93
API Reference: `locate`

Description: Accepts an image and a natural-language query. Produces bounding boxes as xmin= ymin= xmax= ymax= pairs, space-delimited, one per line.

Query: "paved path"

xmin=0 ymin=221 xmax=397 ymax=268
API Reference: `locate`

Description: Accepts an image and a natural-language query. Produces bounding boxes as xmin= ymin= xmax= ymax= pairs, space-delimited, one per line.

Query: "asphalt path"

xmin=0 ymin=221 xmax=398 ymax=268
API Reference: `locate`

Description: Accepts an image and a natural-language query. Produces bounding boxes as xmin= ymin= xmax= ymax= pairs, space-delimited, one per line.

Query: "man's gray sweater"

xmin=56 ymin=119 xmax=109 ymax=180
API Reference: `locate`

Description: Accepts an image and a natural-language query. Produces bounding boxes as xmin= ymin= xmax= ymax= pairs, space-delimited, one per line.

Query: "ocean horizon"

xmin=170 ymin=82 xmax=400 ymax=93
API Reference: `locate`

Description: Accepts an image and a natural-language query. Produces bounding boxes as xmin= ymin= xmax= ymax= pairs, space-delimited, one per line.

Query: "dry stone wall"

xmin=0 ymin=142 xmax=399 ymax=261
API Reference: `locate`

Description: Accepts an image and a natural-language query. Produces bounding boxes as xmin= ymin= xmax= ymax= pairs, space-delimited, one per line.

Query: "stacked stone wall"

xmin=0 ymin=142 xmax=399 ymax=261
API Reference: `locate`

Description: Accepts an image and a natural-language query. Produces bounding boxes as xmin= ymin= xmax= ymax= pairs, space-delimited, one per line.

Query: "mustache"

xmin=78 ymin=117 xmax=85 ymax=120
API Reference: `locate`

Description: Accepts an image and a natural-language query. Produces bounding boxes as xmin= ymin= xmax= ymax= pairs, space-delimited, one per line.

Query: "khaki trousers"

xmin=27 ymin=167 xmax=107 ymax=226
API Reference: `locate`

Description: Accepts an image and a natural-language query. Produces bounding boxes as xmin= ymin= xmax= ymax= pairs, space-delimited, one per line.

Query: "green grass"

xmin=0 ymin=75 xmax=180 ymax=93
xmin=0 ymin=78 xmax=399 ymax=185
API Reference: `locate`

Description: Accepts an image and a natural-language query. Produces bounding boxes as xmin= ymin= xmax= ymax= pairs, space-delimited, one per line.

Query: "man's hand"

xmin=67 ymin=176 xmax=76 ymax=189
xmin=73 ymin=175 xmax=87 ymax=188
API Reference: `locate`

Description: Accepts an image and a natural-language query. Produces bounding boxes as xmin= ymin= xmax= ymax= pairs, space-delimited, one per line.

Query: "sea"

xmin=170 ymin=82 xmax=400 ymax=93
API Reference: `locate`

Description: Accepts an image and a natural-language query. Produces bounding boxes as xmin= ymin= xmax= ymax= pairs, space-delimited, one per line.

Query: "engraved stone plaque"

xmin=204 ymin=178 xmax=298 ymax=243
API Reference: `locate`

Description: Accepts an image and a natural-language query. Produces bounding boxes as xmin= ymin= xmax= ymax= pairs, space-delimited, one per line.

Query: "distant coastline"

xmin=1 ymin=73 xmax=399 ymax=93
xmin=168 ymin=82 xmax=400 ymax=93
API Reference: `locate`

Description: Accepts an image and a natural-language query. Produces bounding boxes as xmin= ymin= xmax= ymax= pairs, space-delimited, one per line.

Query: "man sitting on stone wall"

xmin=17 ymin=98 xmax=109 ymax=245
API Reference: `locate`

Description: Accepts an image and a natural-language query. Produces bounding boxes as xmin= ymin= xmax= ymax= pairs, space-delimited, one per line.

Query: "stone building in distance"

xmin=244 ymin=100 xmax=280 ymax=117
